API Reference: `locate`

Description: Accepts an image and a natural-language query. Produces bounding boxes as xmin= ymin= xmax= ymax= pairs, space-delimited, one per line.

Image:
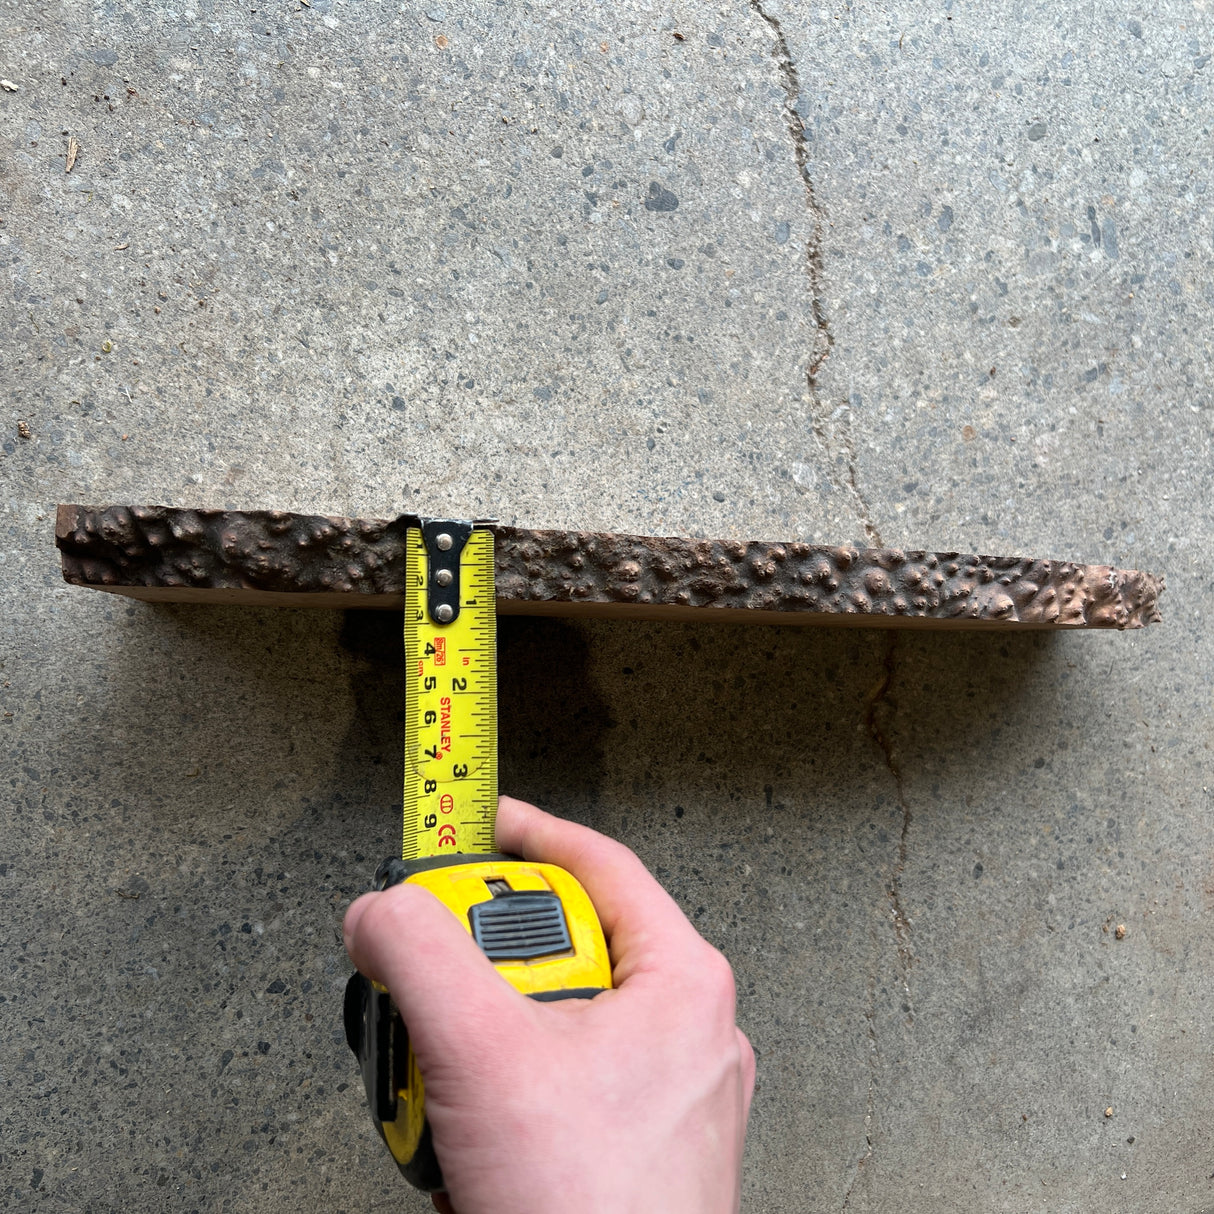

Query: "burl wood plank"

xmin=55 ymin=504 xmax=1163 ymax=631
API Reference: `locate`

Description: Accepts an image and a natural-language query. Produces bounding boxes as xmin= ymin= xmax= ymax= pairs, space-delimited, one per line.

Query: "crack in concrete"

xmin=749 ymin=0 xmax=883 ymax=549
xmin=838 ymin=410 xmax=884 ymax=547
xmin=748 ymin=12 xmax=902 ymax=1201
xmin=840 ymin=937 xmax=879 ymax=1212
xmin=748 ymin=0 xmax=832 ymax=381
xmin=864 ymin=633 xmax=915 ymax=1016
xmin=837 ymin=637 xmax=916 ymax=1209
xmin=838 ymin=636 xmax=917 ymax=1210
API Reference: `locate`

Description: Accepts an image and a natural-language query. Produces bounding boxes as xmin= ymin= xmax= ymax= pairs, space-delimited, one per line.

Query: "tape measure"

xmin=401 ymin=521 xmax=498 ymax=860
xmin=344 ymin=519 xmax=613 ymax=1192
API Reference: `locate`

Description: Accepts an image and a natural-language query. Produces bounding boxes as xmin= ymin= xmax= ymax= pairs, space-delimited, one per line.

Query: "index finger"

xmin=495 ymin=795 xmax=710 ymax=985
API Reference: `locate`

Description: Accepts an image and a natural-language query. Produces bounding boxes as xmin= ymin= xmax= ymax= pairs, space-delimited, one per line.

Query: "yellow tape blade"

xmin=403 ymin=527 xmax=498 ymax=860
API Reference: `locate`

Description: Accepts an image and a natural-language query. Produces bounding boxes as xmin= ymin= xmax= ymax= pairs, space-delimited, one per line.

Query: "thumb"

xmin=344 ymin=882 xmax=529 ymax=1074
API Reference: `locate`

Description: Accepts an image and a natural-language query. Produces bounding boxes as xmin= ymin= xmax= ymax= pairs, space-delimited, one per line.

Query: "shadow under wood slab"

xmin=55 ymin=504 xmax=1164 ymax=631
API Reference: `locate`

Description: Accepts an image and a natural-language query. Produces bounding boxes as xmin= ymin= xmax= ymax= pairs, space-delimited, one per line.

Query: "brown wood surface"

xmin=56 ymin=504 xmax=1164 ymax=631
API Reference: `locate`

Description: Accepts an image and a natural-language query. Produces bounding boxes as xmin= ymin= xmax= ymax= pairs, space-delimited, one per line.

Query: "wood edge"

xmin=61 ymin=582 xmax=1141 ymax=631
xmin=52 ymin=505 xmax=1164 ymax=631
xmin=55 ymin=503 xmax=79 ymax=541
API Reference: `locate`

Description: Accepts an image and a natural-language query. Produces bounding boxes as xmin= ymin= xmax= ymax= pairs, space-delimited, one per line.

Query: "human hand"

xmin=343 ymin=795 xmax=755 ymax=1214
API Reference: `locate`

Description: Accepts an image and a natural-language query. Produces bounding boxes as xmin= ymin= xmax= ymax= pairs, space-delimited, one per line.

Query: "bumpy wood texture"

xmin=56 ymin=504 xmax=1164 ymax=631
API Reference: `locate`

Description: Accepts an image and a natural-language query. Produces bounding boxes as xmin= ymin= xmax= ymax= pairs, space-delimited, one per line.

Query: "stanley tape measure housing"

xmin=344 ymin=519 xmax=613 ymax=1190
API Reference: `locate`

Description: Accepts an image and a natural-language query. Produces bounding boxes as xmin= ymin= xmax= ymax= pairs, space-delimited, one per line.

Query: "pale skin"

xmin=343 ymin=795 xmax=756 ymax=1214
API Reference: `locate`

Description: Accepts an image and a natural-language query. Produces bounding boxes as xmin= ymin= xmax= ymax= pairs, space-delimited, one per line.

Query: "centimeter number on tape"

xmin=402 ymin=526 xmax=498 ymax=861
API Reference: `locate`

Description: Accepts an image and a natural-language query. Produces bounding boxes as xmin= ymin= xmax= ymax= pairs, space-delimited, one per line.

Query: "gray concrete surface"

xmin=2 ymin=0 xmax=1211 ymax=1209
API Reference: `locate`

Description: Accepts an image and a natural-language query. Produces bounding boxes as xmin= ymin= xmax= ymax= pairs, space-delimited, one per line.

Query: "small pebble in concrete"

xmin=645 ymin=182 xmax=680 ymax=212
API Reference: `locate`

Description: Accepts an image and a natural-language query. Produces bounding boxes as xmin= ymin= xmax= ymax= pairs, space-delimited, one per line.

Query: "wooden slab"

xmin=55 ymin=504 xmax=1164 ymax=631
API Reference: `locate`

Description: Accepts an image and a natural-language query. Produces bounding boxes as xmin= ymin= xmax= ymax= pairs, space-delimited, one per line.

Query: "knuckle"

xmin=736 ymin=1028 xmax=756 ymax=1073
xmin=694 ymin=945 xmax=738 ymax=1001
xmin=359 ymin=883 xmax=430 ymax=943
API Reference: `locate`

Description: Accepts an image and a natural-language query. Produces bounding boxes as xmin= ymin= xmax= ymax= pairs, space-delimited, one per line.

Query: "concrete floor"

xmin=3 ymin=1 xmax=1212 ymax=1209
